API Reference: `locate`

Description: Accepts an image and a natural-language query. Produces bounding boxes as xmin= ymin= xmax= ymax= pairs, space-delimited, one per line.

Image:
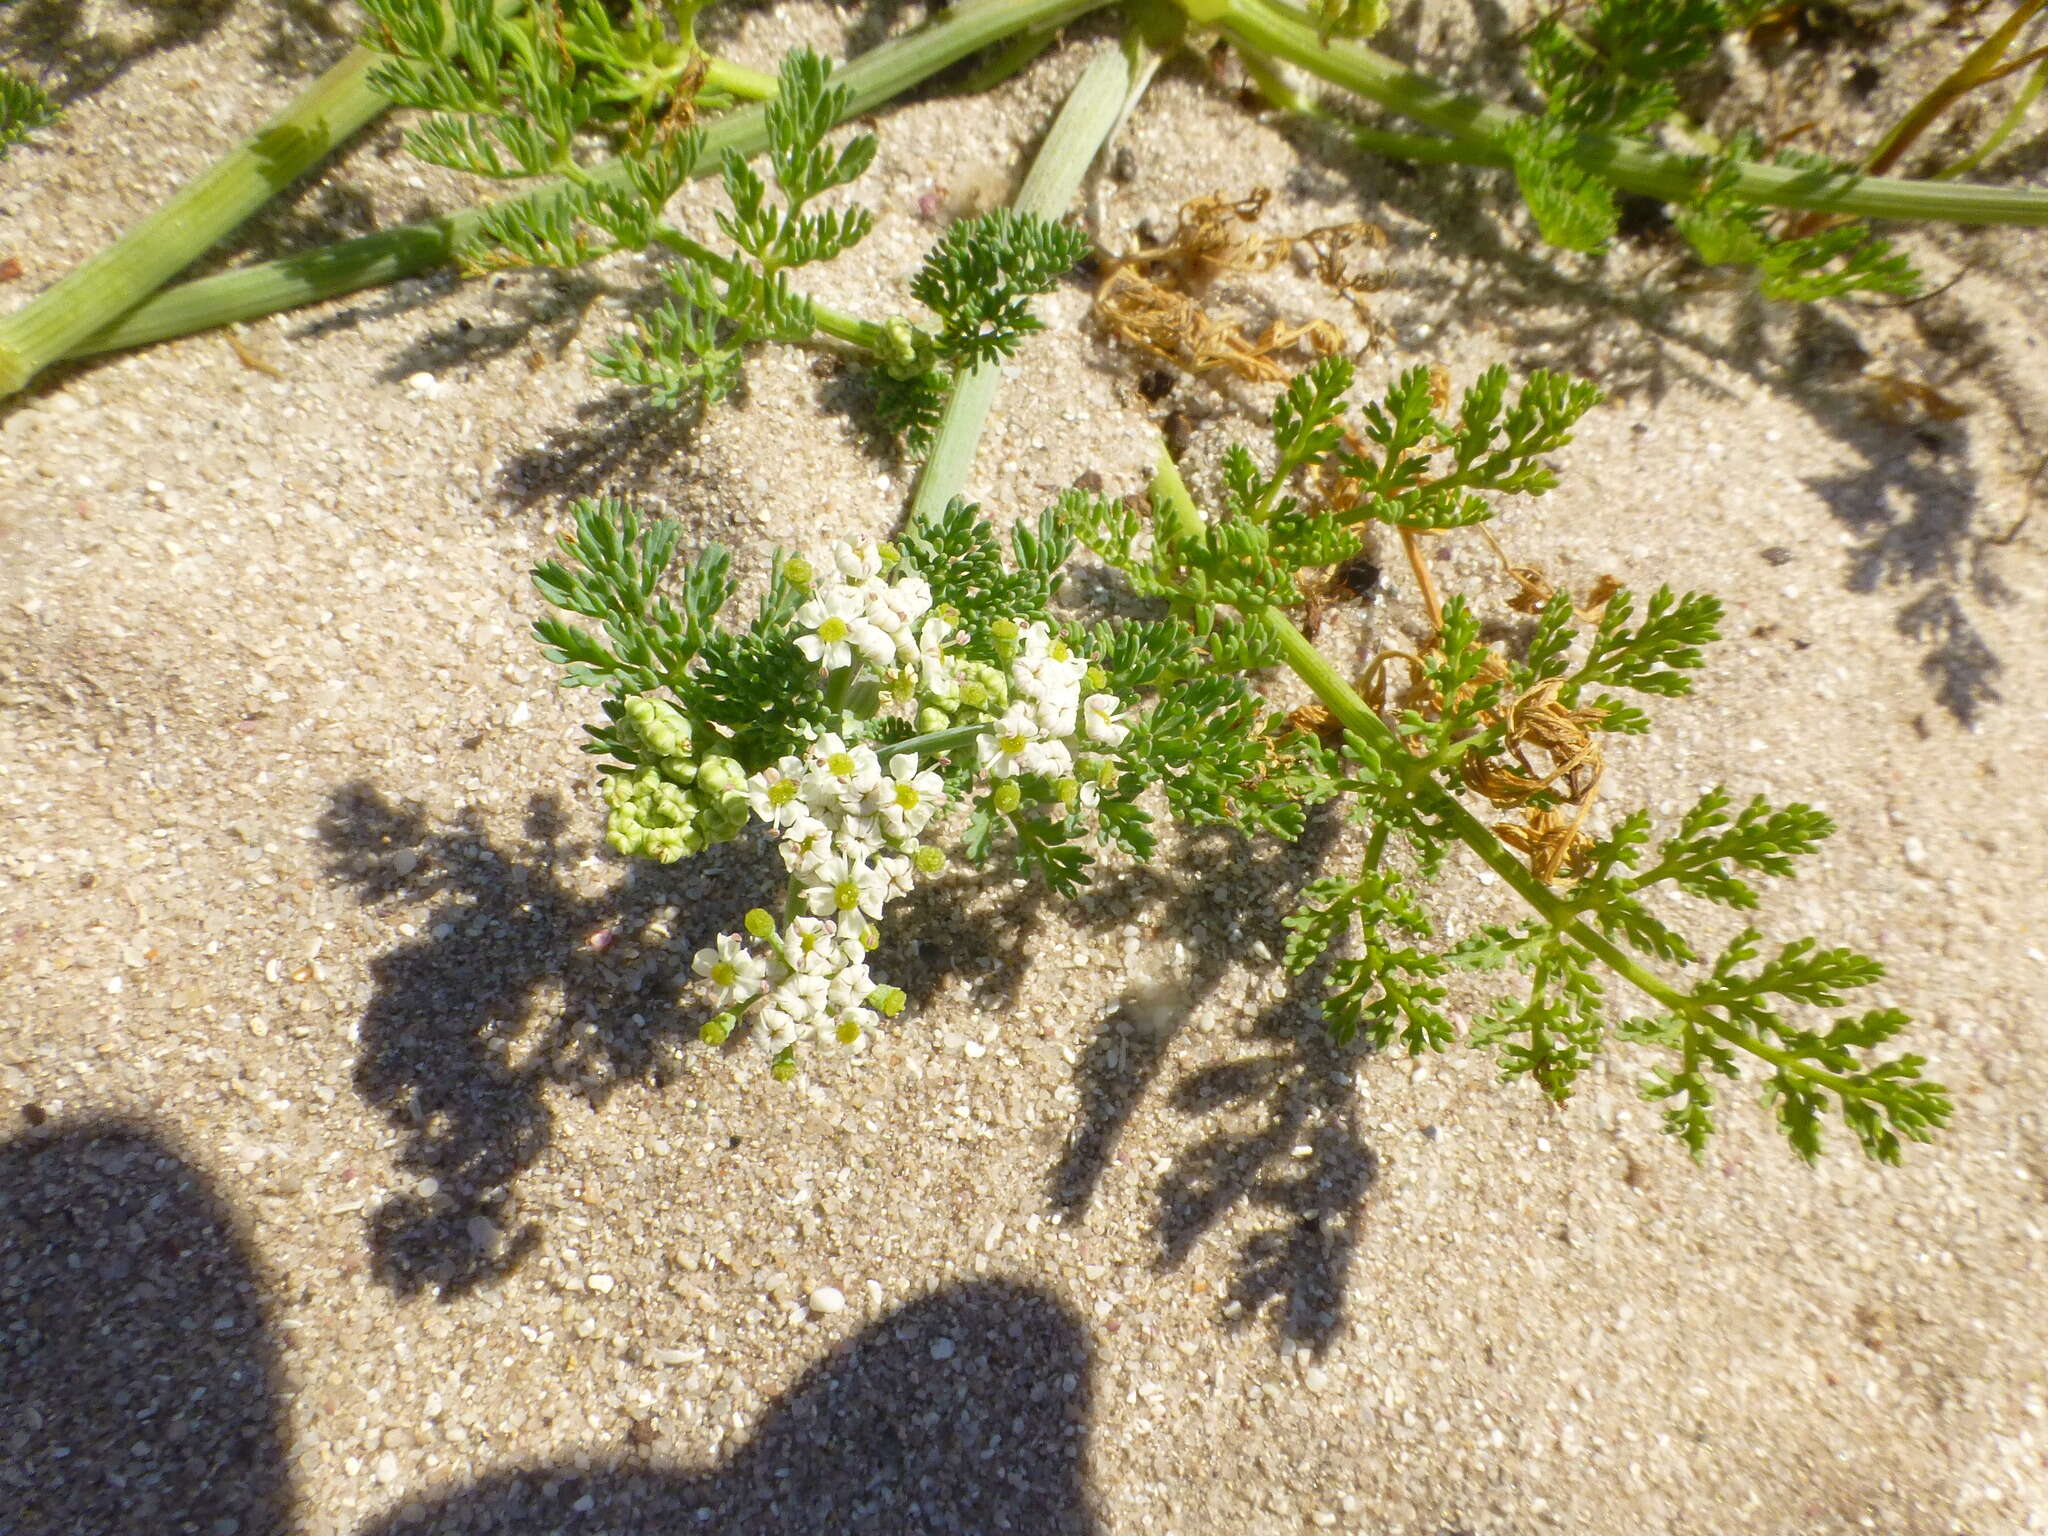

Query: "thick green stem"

xmin=0 ymin=44 xmax=394 ymax=395
xmin=1146 ymin=444 xmax=1871 ymax=1101
xmin=43 ymin=0 xmax=1118 ymax=380
xmin=1196 ymin=0 xmax=2048 ymax=225
xmin=909 ymin=33 xmax=1159 ymax=521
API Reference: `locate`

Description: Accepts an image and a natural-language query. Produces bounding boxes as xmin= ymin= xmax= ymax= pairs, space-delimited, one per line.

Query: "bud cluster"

xmin=601 ymin=697 xmax=750 ymax=863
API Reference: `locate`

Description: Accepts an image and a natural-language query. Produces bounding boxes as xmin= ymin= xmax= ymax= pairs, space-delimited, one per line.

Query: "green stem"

xmin=0 ymin=43 xmax=394 ymax=395
xmin=701 ymin=57 xmax=779 ymax=103
xmin=649 ymin=229 xmax=889 ymax=350
xmin=1237 ymin=38 xmax=1502 ymax=167
xmin=910 ymin=31 xmax=1160 ymax=521
xmin=42 ymin=0 xmax=1119 ymax=380
xmin=889 ymin=722 xmax=989 ymax=761
xmin=1146 ymin=444 xmax=1871 ymax=1102
xmin=1194 ymin=0 xmax=2048 ymax=225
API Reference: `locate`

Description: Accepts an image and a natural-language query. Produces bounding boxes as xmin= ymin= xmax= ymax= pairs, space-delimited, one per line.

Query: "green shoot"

xmin=0 ymin=70 xmax=59 ymax=161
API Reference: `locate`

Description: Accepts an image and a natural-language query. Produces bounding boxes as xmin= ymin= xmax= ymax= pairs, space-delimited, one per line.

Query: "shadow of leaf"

xmin=318 ymin=781 xmax=777 ymax=1296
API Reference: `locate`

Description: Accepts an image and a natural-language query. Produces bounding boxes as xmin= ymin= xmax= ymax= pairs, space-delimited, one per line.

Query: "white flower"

xmin=828 ymin=959 xmax=877 ymax=1010
xmin=871 ymin=753 xmax=944 ymax=842
xmin=756 ymin=971 xmax=830 ymax=1053
xmin=794 ymin=586 xmax=868 ymax=671
xmin=833 ymin=539 xmax=884 ymax=583
xmin=802 ymin=735 xmax=881 ymax=819
xmin=875 ymin=853 xmax=915 ymax=904
xmin=801 ymin=851 xmax=890 ymax=922
xmin=869 ymin=572 xmax=932 ymax=646
xmin=1020 ymin=735 xmax=1073 ymax=779
xmin=1031 ymin=687 xmax=1080 ymax=741
xmin=978 ymin=705 xmax=1043 ymax=779
xmin=692 ymin=933 xmax=765 ymax=1005
xmin=778 ymin=916 xmax=843 ymax=976
xmin=746 ymin=757 xmax=810 ymax=829
xmin=912 ymin=613 xmax=954 ymax=694
xmin=777 ymin=813 xmax=836 ymax=877
xmin=1082 ymin=692 xmax=1129 ymax=748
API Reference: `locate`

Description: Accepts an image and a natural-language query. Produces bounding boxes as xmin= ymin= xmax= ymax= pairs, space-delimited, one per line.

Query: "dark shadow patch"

xmin=1040 ymin=810 xmax=1375 ymax=1351
xmin=359 ymin=1279 xmax=1099 ymax=1535
xmin=0 ymin=1118 xmax=292 ymax=1535
xmin=319 ymin=782 xmax=781 ymax=1296
xmin=373 ymin=269 xmax=611 ymax=389
xmin=494 ymin=386 xmax=709 ymax=509
xmin=1805 ymin=411 xmax=2013 ymax=725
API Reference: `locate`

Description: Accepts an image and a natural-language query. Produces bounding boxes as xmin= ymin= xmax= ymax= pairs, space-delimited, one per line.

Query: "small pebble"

xmin=588 ymin=1273 xmax=616 ymax=1294
xmin=375 ymin=1451 xmax=399 ymax=1485
xmin=808 ymin=1285 xmax=846 ymax=1315
xmin=929 ymin=1336 xmax=956 ymax=1361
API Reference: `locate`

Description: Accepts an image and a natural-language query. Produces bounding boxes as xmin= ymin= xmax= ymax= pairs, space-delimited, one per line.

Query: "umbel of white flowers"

xmin=685 ymin=538 xmax=1129 ymax=1075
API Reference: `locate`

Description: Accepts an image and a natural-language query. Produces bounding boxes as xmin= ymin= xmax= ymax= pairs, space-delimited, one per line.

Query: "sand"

xmin=3 ymin=2 xmax=2047 ymax=1532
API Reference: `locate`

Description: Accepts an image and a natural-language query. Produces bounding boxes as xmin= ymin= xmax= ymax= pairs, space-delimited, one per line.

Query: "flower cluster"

xmin=685 ymin=544 xmax=1129 ymax=1073
xmin=693 ymin=730 xmax=941 ymax=1065
xmin=792 ymin=539 xmax=934 ymax=675
xmin=978 ymin=621 xmax=1128 ymax=785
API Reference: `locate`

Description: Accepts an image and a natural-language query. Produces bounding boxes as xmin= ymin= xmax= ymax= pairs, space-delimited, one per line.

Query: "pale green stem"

xmin=1145 ymin=443 xmax=1874 ymax=1101
xmin=1189 ymin=0 xmax=2048 ymax=225
xmin=0 ymin=43 xmax=393 ymax=395
xmin=41 ymin=0 xmax=1119 ymax=377
xmin=701 ymin=57 xmax=779 ymax=103
xmin=909 ymin=31 xmax=1161 ymax=520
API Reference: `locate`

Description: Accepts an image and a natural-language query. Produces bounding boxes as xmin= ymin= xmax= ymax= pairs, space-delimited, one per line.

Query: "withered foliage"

xmin=1094 ymin=188 xmax=1385 ymax=384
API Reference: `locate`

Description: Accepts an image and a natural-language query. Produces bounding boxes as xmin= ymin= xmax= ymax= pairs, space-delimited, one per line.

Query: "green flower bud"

xmin=744 ymin=908 xmax=777 ymax=940
xmin=700 ymin=1013 xmax=734 ymax=1045
xmin=913 ymin=844 xmax=946 ymax=876
xmin=1055 ymin=776 xmax=1080 ymax=808
xmin=992 ymin=781 xmax=1022 ymax=814
xmin=953 ymin=661 xmax=1008 ymax=716
xmin=867 ymin=985 xmax=907 ymax=1017
xmin=622 ymin=695 xmax=693 ymax=765
xmin=916 ymin=705 xmax=952 ymax=733
xmin=878 ymin=318 xmax=922 ymax=378
xmin=783 ymin=555 xmax=814 ymax=589
xmin=770 ymin=1050 xmax=798 ymax=1083
xmin=1086 ymin=665 xmax=1108 ymax=692
xmin=695 ymin=755 xmax=745 ymax=797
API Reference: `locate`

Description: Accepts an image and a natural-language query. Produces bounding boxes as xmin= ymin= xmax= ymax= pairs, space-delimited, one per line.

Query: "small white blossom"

xmin=870 ymin=753 xmax=944 ymax=842
xmin=801 ymin=851 xmax=890 ymax=922
xmin=746 ymin=757 xmax=810 ymax=829
xmin=802 ymin=735 xmax=882 ymax=819
xmin=692 ymin=933 xmax=765 ymax=1005
xmin=1082 ymin=693 xmax=1129 ymax=748
xmin=793 ymin=586 xmax=877 ymax=671
xmin=978 ymin=705 xmax=1042 ymax=779
xmin=833 ymin=539 xmax=884 ymax=583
